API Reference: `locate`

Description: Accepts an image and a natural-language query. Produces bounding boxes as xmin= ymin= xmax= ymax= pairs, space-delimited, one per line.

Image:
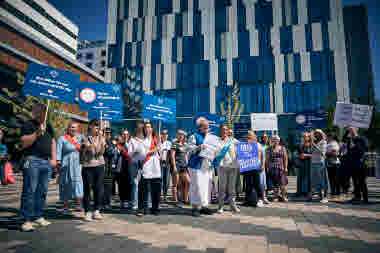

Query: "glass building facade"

xmin=106 ymin=0 xmax=350 ymax=128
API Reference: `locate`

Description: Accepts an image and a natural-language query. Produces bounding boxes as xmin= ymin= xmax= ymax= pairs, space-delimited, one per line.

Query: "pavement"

xmin=1 ymin=175 xmax=380 ymax=253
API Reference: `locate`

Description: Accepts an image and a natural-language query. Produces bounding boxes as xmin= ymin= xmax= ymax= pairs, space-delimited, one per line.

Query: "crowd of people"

xmin=0 ymin=103 xmax=371 ymax=232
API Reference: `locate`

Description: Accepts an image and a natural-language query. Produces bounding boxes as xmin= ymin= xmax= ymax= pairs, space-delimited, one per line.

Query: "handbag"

xmin=1 ymin=162 xmax=15 ymax=185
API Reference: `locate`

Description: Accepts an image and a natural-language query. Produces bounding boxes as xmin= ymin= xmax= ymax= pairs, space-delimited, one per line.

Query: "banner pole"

xmin=44 ymin=100 xmax=50 ymax=125
xmin=100 ymin=110 xmax=103 ymax=131
xmin=158 ymin=120 xmax=161 ymax=144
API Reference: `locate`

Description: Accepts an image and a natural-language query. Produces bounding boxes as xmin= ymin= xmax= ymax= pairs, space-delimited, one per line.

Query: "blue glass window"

xmin=124 ymin=43 xmax=132 ymax=67
xmin=215 ymin=8 xmax=227 ymax=33
xmin=280 ymin=26 xmax=293 ymax=54
xmin=194 ymin=11 xmax=202 ymax=36
xmin=199 ymin=61 xmax=210 ymax=87
xmin=255 ymin=1 xmax=273 ymax=29
xmin=218 ymin=60 xmax=227 ymax=84
xmin=132 ymin=19 xmax=138 ymax=42
xmin=182 ymin=63 xmax=194 ymax=88
xmin=215 ymin=0 xmax=231 ymax=9
xmin=180 ymin=0 xmax=188 ymax=12
xmin=151 ymin=40 xmax=162 ymax=64
xmin=291 ymin=0 xmax=298 ymax=25
xmin=175 ymin=14 xmax=183 ymax=37
xmin=305 ymin=24 xmax=313 ymax=52
xmin=308 ymin=0 xmax=330 ymax=23
xmin=237 ymin=7 xmax=246 ymax=32
xmin=238 ymin=31 xmax=250 ymax=58
xmin=156 ymin=0 xmax=173 ymax=15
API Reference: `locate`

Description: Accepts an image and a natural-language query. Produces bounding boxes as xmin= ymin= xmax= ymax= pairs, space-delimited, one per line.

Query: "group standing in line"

xmin=9 ymin=103 xmax=370 ymax=232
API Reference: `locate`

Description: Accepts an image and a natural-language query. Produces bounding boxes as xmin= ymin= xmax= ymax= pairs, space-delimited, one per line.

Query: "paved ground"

xmin=1 ymin=175 xmax=379 ymax=253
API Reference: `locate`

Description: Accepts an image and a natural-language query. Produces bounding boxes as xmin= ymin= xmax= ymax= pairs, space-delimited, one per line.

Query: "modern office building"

xmin=107 ymin=0 xmax=350 ymax=130
xmin=0 ymin=0 xmax=79 ymax=59
xmin=343 ymin=4 xmax=375 ymax=106
xmin=77 ymin=40 xmax=108 ymax=78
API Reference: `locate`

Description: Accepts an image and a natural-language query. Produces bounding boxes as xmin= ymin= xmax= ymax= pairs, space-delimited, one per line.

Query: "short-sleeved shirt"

xmin=21 ymin=120 xmax=54 ymax=160
xmin=171 ymin=141 xmax=187 ymax=168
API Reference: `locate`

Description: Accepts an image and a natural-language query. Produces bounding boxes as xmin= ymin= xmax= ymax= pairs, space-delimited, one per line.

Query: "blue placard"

xmin=236 ymin=142 xmax=261 ymax=173
xmin=23 ymin=62 xmax=79 ymax=104
xmin=234 ymin=122 xmax=251 ymax=140
xmin=295 ymin=111 xmax=326 ymax=131
xmin=78 ymin=82 xmax=123 ymax=111
xmin=88 ymin=109 xmax=124 ymax=122
xmin=141 ymin=94 xmax=176 ymax=123
xmin=195 ymin=113 xmax=226 ymax=134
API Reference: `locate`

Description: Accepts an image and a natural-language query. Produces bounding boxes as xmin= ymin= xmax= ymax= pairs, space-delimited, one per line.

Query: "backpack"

xmin=1 ymin=162 xmax=15 ymax=185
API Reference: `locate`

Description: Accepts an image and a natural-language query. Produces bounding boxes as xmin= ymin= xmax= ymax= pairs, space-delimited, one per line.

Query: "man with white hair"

xmin=187 ymin=117 xmax=215 ymax=217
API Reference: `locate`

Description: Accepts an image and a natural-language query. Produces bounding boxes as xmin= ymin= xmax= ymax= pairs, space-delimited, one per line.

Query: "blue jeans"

xmin=161 ymin=163 xmax=170 ymax=197
xmin=129 ymin=162 xmax=151 ymax=209
xmin=20 ymin=158 xmax=51 ymax=221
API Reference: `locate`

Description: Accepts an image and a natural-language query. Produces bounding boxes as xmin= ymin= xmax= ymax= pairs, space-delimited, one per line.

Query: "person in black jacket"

xmin=346 ymin=127 xmax=369 ymax=204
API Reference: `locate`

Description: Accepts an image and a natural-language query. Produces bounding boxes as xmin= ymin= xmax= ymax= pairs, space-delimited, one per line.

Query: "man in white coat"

xmin=187 ymin=117 xmax=216 ymax=217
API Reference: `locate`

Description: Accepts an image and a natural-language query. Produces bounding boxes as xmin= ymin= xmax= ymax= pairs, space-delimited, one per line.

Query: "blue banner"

xmin=195 ymin=113 xmax=226 ymax=134
xmin=88 ymin=109 xmax=124 ymax=122
xmin=78 ymin=82 xmax=123 ymax=112
xmin=141 ymin=94 xmax=176 ymax=123
xmin=23 ymin=63 xmax=79 ymax=104
xmin=295 ymin=111 xmax=326 ymax=132
xmin=236 ymin=142 xmax=261 ymax=173
xmin=234 ymin=122 xmax=251 ymax=141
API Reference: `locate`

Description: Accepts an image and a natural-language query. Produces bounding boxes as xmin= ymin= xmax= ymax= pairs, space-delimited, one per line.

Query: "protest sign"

xmin=251 ymin=113 xmax=278 ymax=131
xmin=334 ymin=103 xmax=373 ymax=129
xmin=23 ymin=63 xmax=79 ymax=104
xmin=88 ymin=109 xmax=123 ymax=122
xmin=236 ymin=142 xmax=261 ymax=173
xmin=78 ymin=82 xmax=123 ymax=112
xmin=141 ymin=94 xmax=176 ymax=123
xmin=195 ymin=113 xmax=226 ymax=134
xmin=295 ymin=111 xmax=326 ymax=131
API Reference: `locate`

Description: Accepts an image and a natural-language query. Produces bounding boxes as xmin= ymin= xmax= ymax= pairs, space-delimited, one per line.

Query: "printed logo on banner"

xmin=80 ymin=88 xmax=97 ymax=103
xmin=236 ymin=142 xmax=261 ymax=173
xmin=50 ymin=70 xmax=59 ymax=78
xmin=295 ymin=115 xmax=306 ymax=124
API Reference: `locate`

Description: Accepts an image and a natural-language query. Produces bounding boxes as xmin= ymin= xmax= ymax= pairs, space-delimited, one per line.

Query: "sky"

xmin=47 ymin=0 xmax=380 ymax=100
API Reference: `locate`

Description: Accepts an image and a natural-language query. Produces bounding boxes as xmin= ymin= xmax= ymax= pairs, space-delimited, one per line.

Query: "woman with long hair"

xmin=81 ymin=120 xmax=106 ymax=221
xmin=296 ymin=132 xmax=313 ymax=197
xmin=266 ymin=135 xmax=288 ymax=202
xmin=136 ymin=122 xmax=161 ymax=216
xmin=56 ymin=122 xmax=84 ymax=215
xmin=171 ymin=130 xmax=190 ymax=204
xmin=309 ymin=129 xmax=329 ymax=203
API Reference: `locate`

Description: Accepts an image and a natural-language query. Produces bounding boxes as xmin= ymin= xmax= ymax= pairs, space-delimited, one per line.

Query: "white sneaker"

xmin=321 ymin=198 xmax=329 ymax=204
xmin=217 ymin=207 xmax=224 ymax=214
xmin=21 ymin=221 xmax=35 ymax=232
xmin=34 ymin=218 xmax=51 ymax=227
xmin=257 ymin=200 xmax=264 ymax=208
xmin=93 ymin=210 xmax=103 ymax=220
xmin=231 ymin=205 xmax=240 ymax=213
xmin=84 ymin=212 xmax=93 ymax=222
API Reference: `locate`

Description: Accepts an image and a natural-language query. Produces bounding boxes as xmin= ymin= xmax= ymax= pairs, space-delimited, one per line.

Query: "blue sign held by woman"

xmin=236 ymin=142 xmax=261 ymax=173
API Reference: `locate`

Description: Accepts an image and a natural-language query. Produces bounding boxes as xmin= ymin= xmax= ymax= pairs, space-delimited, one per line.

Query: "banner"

xmin=234 ymin=122 xmax=251 ymax=140
xmin=236 ymin=142 xmax=261 ymax=173
xmin=295 ymin=111 xmax=326 ymax=131
xmin=334 ymin=103 xmax=373 ymax=129
xmin=251 ymin=113 xmax=278 ymax=131
xmin=23 ymin=63 xmax=79 ymax=104
xmin=141 ymin=94 xmax=176 ymax=123
xmin=78 ymin=82 xmax=123 ymax=112
xmin=195 ymin=113 xmax=226 ymax=134
xmin=88 ymin=109 xmax=123 ymax=122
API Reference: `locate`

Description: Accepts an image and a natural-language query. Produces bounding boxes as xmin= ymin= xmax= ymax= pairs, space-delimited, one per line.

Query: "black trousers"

xmin=115 ymin=170 xmax=131 ymax=202
xmin=244 ymin=170 xmax=263 ymax=201
xmin=82 ymin=165 xmax=104 ymax=212
xmin=352 ymin=166 xmax=368 ymax=201
xmin=327 ymin=164 xmax=341 ymax=195
xmin=142 ymin=178 xmax=161 ymax=211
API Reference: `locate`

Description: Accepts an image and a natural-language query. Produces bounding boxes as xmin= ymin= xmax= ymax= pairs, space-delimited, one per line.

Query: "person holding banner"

xmin=345 ymin=127 xmax=369 ymax=204
xmin=160 ymin=130 xmax=172 ymax=202
xmin=242 ymin=131 xmax=264 ymax=207
xmin=81 ymin=120 xmax=106 ymax=221
xmin=19 ymin=103 xmax=56 ymax=232
xmin=56 ymin=122 xmax=84 ymax=215
xmin=266 ymin=135 xmax=288 ymax=202
xmin=187 ymin=117 xmax=215 ymax=217
xmin=309 ymin=129 xmax=329 ymax=203
xmin=136 ymin=122 xmax=161 ymax=216
xmin=215 ymin=125 xmax=240 ymax=214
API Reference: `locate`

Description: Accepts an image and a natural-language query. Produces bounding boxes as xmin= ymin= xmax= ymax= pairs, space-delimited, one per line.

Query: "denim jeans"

xmin=129 ymin=162 xmax=151 ymax=209
xmin=161 ymin=162 xmax=170 ymax=197
xmin=20 ymin=158 xmax=51 ymax=221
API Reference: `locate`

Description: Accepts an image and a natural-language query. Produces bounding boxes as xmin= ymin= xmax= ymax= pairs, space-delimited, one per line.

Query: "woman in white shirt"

xmin=215 ymin=125 xmax=240 ymax=214
xmin=326 ymin=133 xmax=341 ymax=199
xmin=136 ymin=122 xmax=161 ymax=216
